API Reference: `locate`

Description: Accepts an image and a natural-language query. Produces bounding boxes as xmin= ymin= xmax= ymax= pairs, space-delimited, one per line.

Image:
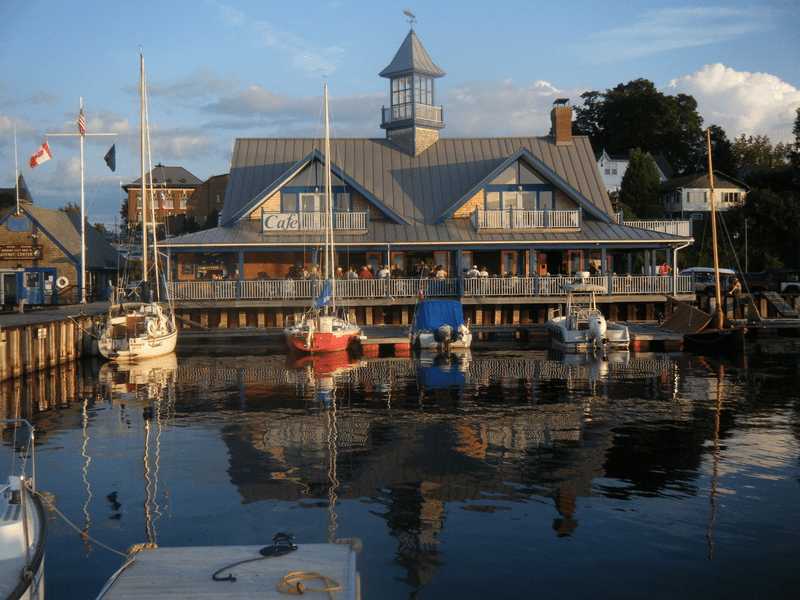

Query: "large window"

xmin=415 ymin=76 xmax=433 ymax=104
xmin=392 ymin=76 xmax=412 ymax=106
xmin=484 ymin=161 xmax=554 ymax=210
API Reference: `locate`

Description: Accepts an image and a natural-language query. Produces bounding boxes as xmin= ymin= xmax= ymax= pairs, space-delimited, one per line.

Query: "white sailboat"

xmin=98 ymin=52 xmax=178 ymax=361
xmin=283 ymin=85 xmax=361 ymax=353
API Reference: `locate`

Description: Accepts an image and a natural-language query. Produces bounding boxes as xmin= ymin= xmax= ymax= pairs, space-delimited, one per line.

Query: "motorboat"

xmin=410 ymin=299 xmax=472 ymax=351
xmin=1 ymin=419 xmax=46 ymax=600
xmin=546 ymin=273 xmax=630 ymax=351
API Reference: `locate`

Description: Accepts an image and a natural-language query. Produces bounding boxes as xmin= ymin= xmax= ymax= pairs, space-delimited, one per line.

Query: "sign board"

xmin=262 ymin=213 xmax=299 ymax=232
xmin=0 ymin=245 xmax=42 ymax=261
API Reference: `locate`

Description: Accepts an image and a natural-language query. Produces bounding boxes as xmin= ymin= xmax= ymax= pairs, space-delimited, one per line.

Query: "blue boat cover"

xmin=415 ymin=300 xmax=466 ymax=331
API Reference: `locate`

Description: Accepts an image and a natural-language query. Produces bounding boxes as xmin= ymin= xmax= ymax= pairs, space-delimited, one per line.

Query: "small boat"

xmin=1 ymin=419 xmax=46 ymax=600
xmin=98 ymin=52 xmax=177 ymax=361
xmin=660 ymin=128 xmax=746 ymax=354
xmin=410 ymin=299 xmax=472 ymax=350
xmin=547 ymin=273 xmax=630 ymax=351
xmin=283 ymin=85 xmax=361 ymax=353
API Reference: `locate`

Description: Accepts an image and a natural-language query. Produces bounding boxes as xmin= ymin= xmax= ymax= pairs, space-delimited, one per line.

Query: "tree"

xmin=731 ymin=133 xmax=788 ymax=173
xmin=58 ymin=201 xmax=81 ymax=215
xmin=618 ymin=148 xmax=662 ymax=219
xmin=704 ymin=125 xmax=737 ymax=176
xmin=573 ymin=78 xmax=705 ymax=175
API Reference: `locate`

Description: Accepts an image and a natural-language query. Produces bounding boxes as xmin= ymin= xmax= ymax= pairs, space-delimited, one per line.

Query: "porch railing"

xmin=297 ymin=211 xmax=368 ymax=231
xmin=474 ymin=209 xmax=580 ymax=230
xmin=167 ymin=274 xmax=694 ymax=302
xmin=623 ymin=220 xmax=692 ymax=237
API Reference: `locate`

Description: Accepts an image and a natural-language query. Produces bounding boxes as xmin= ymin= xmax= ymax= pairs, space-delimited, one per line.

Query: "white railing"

xmin=168 ymin=274 xmax=695 ymax=301
xmin=295 ymin=212 xmax=367 ymax=231
xmin=623 ymin=220 xmax=691 ymax=237
xmin=475 ymin=209 xmax=580 ymax=230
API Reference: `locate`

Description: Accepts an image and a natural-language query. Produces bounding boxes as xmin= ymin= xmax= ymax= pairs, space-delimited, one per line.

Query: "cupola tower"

xmin=379 ymin=29 xmax=445 ymax=157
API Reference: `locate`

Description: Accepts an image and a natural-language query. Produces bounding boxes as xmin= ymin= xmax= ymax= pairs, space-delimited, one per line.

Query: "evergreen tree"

xmin=618 ymin=149 xmax=662 ymax=219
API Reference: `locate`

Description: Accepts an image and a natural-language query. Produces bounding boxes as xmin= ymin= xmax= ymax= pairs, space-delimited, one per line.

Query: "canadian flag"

xmin=30 ymin=142 xmax=52 ymax=168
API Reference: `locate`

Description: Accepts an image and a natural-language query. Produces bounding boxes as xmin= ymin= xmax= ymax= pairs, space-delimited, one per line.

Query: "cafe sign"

xmin=262 ymin=212 xmax=299 ymax=232
xmin=0 ymin=245 xmax=43 ymax=261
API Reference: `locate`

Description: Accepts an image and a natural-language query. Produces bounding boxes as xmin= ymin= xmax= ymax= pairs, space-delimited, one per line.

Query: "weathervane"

xmin=404 ymin=10 xmax=416 ymax=24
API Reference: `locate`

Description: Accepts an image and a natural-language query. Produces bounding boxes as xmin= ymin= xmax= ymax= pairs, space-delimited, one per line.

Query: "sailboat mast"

xmin=140 ymin=52 xmax=149 ymax=282
xmin=324 ymin=84 xmax=336 ymax=308
xmin=707 ymin=128 xmax=724 ymax=329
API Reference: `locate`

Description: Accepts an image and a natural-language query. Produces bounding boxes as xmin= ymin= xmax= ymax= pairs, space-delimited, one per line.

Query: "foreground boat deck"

xmin=95 ymin=543 xmax=360 ymax=600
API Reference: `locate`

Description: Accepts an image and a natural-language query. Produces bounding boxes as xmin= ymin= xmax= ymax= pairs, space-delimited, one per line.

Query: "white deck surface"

xmin=95 ymin=543 xmax=359 ymax=600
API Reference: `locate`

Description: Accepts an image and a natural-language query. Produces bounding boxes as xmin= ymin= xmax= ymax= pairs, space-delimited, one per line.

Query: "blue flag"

xmin=104 ymin=144 xmax=116 ymax=172
xmin=315 ymin=279 xmax=333 ymax=308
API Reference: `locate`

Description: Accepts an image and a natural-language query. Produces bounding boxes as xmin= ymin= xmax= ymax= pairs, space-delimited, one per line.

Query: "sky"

xmin=1 ymin=0 xmax=799 ymax=230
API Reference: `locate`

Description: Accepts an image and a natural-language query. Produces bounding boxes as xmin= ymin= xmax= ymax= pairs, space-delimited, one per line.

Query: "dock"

xmin=95 ymin=541 xmax=361 ymax=600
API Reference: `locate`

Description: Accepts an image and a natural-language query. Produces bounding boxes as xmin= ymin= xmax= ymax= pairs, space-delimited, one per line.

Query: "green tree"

xmin=618 ymin=148 xmax=662 ymax=219
xmin=574 ymin=79 xmax=704 ymax=175
xmin=731 ymin=133 xmax=788 ymax=173
xmin=704 ymin=125 xmax=737 ymax=176
xmin=58 ymin=201 xmax=81 ymax=215
xmin=728 ymin=189 xmax=800 ymax=270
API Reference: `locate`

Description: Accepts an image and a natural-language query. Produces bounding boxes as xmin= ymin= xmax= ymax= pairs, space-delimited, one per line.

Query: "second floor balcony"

xmin=474 ymin=208 xmax=581 ymax=230
xmin=381 ymin=102 xmax=443 ymax=127
xmin=261 ymin=210 xmax=369 ymax=233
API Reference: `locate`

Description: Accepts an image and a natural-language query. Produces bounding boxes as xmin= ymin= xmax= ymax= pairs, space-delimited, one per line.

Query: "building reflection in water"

xmin=3 ymin=346 xmax=725 ymax=599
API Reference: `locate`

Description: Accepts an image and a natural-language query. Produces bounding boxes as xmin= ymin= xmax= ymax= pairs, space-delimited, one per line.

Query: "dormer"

xmin=379 ymin=29 xmax=445 ymax=157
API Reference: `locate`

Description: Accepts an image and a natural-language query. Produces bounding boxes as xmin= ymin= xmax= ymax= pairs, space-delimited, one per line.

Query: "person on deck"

xmin=659 ymin=262 xmax=672 ymax=276
xmin=347 ymin=266 xmax=358 ymax=279
xmin=467 ymin=265 xmax=480 ymax=277
xmin=435 ymin=265 xmax=448 ymax=279
xmin=360 ymin=266 xmax=373 ymax=278
xmin=419 ymin=262 xmax=431 ymax=278
xmin=378 ymin=264 xmax=391 ymax=278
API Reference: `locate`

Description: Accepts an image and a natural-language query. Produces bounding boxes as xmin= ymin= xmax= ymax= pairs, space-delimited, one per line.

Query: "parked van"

xmin=679 ymin=267 xmax=740 ymax=295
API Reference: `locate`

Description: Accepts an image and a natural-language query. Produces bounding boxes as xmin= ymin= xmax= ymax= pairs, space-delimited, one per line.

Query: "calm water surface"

xmin=3 ymin=338 xmax=800 ymax=599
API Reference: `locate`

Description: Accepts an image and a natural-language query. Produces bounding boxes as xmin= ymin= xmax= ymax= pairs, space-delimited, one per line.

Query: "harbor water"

xmin=3 ymin=338 xmax=800 ymax=599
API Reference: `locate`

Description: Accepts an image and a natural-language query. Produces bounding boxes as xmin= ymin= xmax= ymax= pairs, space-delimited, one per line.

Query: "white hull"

xmin=98 ymin=302 xmax=178 ymax=361
xmin=547 ymin=317 xmax=630 ymax=350
xmin=2 ymin=422 xmax=46 ymax=600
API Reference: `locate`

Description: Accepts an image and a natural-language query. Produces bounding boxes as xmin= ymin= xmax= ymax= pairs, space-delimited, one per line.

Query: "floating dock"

xmin=95 ymin=542 xmax=361 ymax=600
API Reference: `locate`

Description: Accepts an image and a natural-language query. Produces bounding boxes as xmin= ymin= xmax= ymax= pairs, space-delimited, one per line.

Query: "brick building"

xmin=121 ymin=164 xmax=202 ymax=235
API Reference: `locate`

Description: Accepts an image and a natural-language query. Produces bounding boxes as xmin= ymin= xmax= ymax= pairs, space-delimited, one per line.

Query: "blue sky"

xmin=1 ymin=0 xmax=799 ymax=229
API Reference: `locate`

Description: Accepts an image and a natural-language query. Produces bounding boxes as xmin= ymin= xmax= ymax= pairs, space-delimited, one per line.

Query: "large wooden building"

xmin=165 ymin=29 xmax=694 ymax=327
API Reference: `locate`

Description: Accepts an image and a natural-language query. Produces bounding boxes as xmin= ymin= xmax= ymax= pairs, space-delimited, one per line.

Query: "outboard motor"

xmin=435 ymin=324 xmax=453 ymax=342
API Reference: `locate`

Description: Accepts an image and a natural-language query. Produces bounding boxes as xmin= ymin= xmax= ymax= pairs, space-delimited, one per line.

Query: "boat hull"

xmin=1 ymin=479 xmax=46 ymax=600
xmin=412 ymin=330 xmax=472 ymax=350
xmin=547 ymin=317 xmax=630 ymax=350
xmin=283 ymin=326 xmax=361 ymax=353
xmin=98 ymin=303 xmax=178 ymax=361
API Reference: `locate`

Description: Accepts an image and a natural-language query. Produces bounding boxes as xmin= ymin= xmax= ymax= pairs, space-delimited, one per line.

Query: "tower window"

xmin=392 ymin=77 xmax=411 ymax=106
xmin=415 ymin=76 xmax=433 ymax=105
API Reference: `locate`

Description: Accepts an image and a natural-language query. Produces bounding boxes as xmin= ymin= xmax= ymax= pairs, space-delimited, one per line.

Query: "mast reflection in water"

xmin=4 ymin=341 xmax=800 ymax=600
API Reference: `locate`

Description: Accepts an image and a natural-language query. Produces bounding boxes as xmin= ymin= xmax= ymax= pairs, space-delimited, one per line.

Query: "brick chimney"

xmin=550 ymin=99 xmax=573 ymax=146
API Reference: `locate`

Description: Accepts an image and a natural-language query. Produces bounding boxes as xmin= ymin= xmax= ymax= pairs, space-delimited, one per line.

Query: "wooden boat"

xmin=546 ymin=274 xmax=630 ymax=351
xmin=1 ymin=419 xmax=46 ymax=600
xmin=410 ymin=299 xmax=472 ymax=350
xmin=283 ymin=85 xmax=361 ymax=353
xmin=98 ymin=52 xmax=177 ymax=361
xmin=660 ymin=128 xmax=746 ymax=353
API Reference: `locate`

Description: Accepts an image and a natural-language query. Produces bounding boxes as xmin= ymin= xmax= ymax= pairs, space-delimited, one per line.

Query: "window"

xmin=415 ymin=76 xmax=433 ymax=104
xmin=300 ymin=193 xmax=323 ymax=212
xmin=605 ymin=162 xmax=617 ymax=175
xmin=180 ymin=191 xmax=188 ymax=210
xmin=392 ymin=76 xmax=411 ymax=106
xmin=722 ymin=192 xmax=740 ymax=203
xmin=161 ymin=191 xmax=174 ymax=210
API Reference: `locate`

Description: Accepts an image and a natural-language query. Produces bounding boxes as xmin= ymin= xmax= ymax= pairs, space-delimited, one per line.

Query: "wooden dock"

xmin=94 ymin=542 xmax=361 ymax=600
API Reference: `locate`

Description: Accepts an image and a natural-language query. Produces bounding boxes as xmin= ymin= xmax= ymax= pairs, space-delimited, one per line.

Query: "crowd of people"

xmin=286 ymin=260 xmax=515 ymax=280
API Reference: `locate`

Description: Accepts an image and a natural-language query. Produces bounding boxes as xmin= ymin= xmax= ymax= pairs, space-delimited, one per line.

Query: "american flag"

xmin=78 ymin=110 xmax=85 ymax=135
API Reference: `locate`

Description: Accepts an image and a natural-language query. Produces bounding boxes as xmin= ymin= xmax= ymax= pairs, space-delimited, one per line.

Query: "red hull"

xmin=284 ymin=329 xmax=360 ymax=353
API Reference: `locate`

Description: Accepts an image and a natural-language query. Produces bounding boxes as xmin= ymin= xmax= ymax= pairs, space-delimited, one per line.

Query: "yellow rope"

xmin=277 ymin=571 xmax=341 ymax=598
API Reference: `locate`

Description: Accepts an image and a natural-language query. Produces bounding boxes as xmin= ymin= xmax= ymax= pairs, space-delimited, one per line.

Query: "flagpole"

xmin=46 ymin=100 xmax=117 ymax=304
xmin=80 ymin=97 xmax=86 ymax=303
xmin=14 ymin=123 xmax=19 ymax=215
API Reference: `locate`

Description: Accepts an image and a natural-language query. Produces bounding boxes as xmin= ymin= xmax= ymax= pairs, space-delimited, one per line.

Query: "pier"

xmin=1 ymin=298 xmax=799 ymax=382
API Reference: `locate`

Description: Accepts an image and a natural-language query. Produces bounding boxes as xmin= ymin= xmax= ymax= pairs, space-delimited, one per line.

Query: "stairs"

xmin=761 ymin=291 xmax=799 ymax=318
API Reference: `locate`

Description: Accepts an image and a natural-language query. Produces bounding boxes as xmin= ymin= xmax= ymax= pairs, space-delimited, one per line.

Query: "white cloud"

xmin=580 ymin=7 xmax=772 ymax=63
xmin=252 ymin=22 xmax=345 ymax=77
xmin=666 ymin=64 xmax=800 ymax=144
xmin=445 ymin=79 xmax=586 ymax=136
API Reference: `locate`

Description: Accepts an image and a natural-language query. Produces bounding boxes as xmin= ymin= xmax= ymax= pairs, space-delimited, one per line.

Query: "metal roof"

xmin=658 ymin=170 xmax=748 ymax=192
xmin=379 ymin=29 xmax=445 ymax=78
xmin=220 ymin=136 xmax=616 ymax=227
